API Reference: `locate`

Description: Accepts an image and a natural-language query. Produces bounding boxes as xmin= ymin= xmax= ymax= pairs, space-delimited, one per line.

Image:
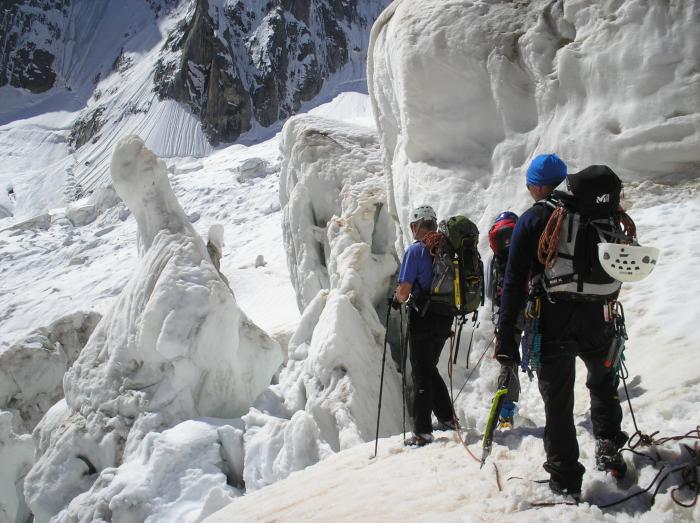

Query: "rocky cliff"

xmin=1 ymin=0 xmax=388 ymax=149
xmin=0 ymin=0 xmax=69 ymax=92
xmin=154 ymin=0 xmax=388 ymax=144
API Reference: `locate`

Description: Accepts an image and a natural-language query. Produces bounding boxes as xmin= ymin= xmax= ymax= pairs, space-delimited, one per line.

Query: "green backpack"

xmin=424 ymin=216 xmax=484 ymax=317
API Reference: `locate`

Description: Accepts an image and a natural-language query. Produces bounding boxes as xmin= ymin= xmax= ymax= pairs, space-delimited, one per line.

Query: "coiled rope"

xmin=619 ymin=208 xmax=637 ymax=241
xmin=537 ymin=206 xmax=639 ymax=269
xmin=422 ymin=231 xmax=448 ymax=256
xmin=537 ymin=207 xmax=566 ymax=268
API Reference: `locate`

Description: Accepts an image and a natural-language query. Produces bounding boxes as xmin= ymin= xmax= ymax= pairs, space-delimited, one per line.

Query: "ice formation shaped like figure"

xmin=369 ymin=0 xmax=700 ymax=248
xmin=24 ymin=136 xmax=282 ymax=522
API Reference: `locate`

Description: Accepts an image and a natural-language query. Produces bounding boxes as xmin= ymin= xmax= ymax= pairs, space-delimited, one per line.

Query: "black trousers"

xmin=536 ymin=299 xmax=623 ymax=491
xmin=408 ymin=308 xmax=455 ymax=434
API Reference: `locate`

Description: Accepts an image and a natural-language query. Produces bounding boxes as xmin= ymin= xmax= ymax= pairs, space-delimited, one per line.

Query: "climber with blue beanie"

xmin=525 ymin=153 xmax=568 ymax=188
xmin=495 ymin=153 xmax=627 ymax=498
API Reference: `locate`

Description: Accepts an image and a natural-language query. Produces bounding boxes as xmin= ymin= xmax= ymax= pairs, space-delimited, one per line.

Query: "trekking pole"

xmin=464 ymin=314 xmax=479 ymax=368
xmin=399 ymin=306 xmax=407 ymax=440
xmin=452 ymin=315 xmax=467 ymax=364
xmin=374 ymin=302 xmax=392 ymax=458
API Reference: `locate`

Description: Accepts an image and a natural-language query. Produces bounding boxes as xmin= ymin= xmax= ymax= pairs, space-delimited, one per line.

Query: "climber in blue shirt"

xmin=394 ymin=205 xmax=456 ymax=447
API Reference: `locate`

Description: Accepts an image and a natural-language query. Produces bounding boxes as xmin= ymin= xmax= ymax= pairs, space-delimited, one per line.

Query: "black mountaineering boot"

xmin=433 ymin=419 xmax=458 ymax=431
xmin=595 ymin=437 xmax=628 ymax=479
xmin=548 ymin=479 xmax=581 ymax=502
xmin=404 ymin=433 xmax=434 ymax=447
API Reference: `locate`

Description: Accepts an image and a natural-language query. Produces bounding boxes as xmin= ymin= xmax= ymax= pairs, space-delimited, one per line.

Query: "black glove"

xmin=388 ymin=296 xmax=402 ymax=310
xmin=494 ymin=332 xmax=520 ymax=365
xmin=497 ymin=361 xmax=517 ymax=391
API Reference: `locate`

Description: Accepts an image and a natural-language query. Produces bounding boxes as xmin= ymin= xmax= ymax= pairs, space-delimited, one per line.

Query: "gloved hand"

xmin=497 ymin=361 xmax=517 ymax=391
xmin=388 ymin=296 xmax=402 ymax=310
xmin=494 ymin=332 xmax=519 ymax=366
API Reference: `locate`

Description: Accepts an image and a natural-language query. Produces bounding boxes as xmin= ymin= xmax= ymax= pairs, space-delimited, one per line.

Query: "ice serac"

xmin=242 ymin=114 xmax=402 ymax=491
xmin=51 ymin=420 xmax=243 ymax=523
xmin=0 ymin=412 xmax=35 ymax=523
xmin=24 ymin=136 xmax=282 ymax=522
xmin=0 ymin=311 xmax=101 ymax=434
xmin=280 ymin=115 xmax=391 ymax=311
xmin=368 ymin=0 xmax=700 ymax=247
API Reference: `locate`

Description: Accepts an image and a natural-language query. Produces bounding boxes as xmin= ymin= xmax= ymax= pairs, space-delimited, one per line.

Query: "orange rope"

xmin=537 ymin=206 xmax=566 ymax=268
xmin=422 ymin=231 xmax=447 ymax=256
xmin=619 ymin=208 xmax=637 ymax=242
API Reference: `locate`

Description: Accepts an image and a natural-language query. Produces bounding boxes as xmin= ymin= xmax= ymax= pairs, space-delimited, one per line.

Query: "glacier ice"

xmin=241 ymin=114 xmax=403 ymax=491
xmin=0 ymin=411 xmax=34 ymax=523
xmin=24 ymin=136 xmax=282 ymax=521
xmin=368 ymin=0 xmax=700 ymax=247
xmin=0 ymin=311 xmax=101 ymax=434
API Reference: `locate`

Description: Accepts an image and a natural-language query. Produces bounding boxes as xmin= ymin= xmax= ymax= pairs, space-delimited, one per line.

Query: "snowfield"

xmin=0 ymin=0 xmax=699 ymax=521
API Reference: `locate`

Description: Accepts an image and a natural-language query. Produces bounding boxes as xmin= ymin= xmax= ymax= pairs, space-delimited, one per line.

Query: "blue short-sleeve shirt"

xmin=398 ymin=241 xmax=433 ymax=295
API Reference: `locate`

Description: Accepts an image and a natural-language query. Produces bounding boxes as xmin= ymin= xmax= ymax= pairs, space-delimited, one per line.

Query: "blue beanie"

xmin=526 ymin=154 xmax=567 ymax=187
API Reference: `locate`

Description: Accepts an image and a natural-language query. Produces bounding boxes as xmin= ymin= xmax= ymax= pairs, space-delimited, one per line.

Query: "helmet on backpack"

xmin=598 ymin=243 xmax=659 ymax=282
xmin=489 ymin=212 xmax=519 ymax=255
xmin=410 ymin=205 xmax=437 ymax=224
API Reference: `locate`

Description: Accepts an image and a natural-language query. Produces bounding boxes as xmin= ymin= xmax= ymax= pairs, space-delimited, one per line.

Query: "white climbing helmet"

xmin=598 ymin=243 xmax=660 ymax=283
xmin=409 ymin=205 xmax=437 ymax=224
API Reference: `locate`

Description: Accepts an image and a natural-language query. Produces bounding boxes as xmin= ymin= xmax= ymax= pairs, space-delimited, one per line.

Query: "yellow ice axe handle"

xmin=480 ymin=388 xmax=508 ymax=468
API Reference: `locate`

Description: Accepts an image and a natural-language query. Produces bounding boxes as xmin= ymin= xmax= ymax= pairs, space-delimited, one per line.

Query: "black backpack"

xmin=423 ymin=216 xmax=484 ymax=317
xmin=538 ymin=165 xmax=633 ymax=301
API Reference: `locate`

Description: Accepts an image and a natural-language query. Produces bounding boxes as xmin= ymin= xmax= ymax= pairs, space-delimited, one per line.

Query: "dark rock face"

xmin=154 ymin=0 xmax=387 ymax=145
xmin=154 ymin=0 xmax=253 ymax=144
xmin=69 ymin=106 xmax=105 ymax=149
xmin=0 ymin=0 xmax=69 ymax=93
